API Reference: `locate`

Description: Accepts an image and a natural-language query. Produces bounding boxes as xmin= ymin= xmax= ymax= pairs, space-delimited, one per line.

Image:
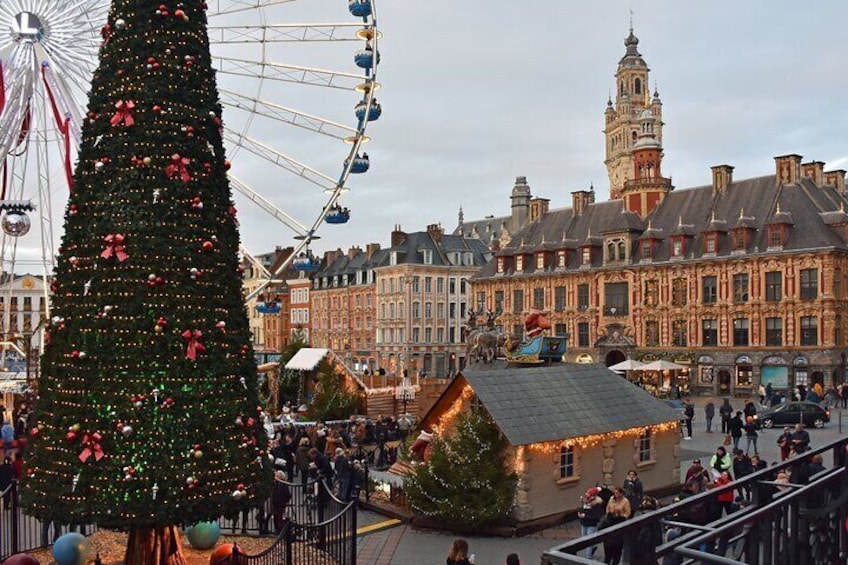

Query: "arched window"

xmin=634 ymin=77 xmax=642 ymax=95
xmin=620 ymin=81 xmax=625 ymax=95
xmin=632 ymin=130 xmax=638 ymax=143
xmin=607 ymin=242 xmax=615 ymax=261
xmin=617 ymin=241 xmax=626 ymax=260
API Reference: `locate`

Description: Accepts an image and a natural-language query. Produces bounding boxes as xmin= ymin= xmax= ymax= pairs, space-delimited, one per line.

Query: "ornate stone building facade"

xmin=464 ymin=29 xmax=848 ymax=396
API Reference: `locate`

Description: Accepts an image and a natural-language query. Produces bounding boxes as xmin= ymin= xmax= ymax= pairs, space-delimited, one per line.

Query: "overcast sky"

xmin=244 ymin=0 xmax=847 ymax=258
xmin=7 ymin=0 xmax=848 ymax=271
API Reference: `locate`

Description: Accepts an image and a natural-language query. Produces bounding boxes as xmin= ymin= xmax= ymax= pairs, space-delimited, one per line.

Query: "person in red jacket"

xmin=713 ymin=471 xmax=735 ymax=516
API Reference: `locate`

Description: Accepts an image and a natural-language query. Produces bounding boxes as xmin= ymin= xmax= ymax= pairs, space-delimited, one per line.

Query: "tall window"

xmin=554 ymin=286 xmax=566 ymax=312
xmin=768 ymin=226 xmax=783 ymax=248
xmin=765 ymin=317 xmax=782 ymax=346
xmin=835 ymin=268 xmax=843 ymax=298
xmin=476 ymin=292 xmax=486 ymax=311
xmin=638 ymin=429 xmax=652 ymax=463
xmin=559 ymin=446 xmax=575 ymax=479
xmin=702 ymin=319 xmax=718 ymax=346
xmin=644 ymin=279 xmax=659 ymax=306
xmin=733 ymin=273 xmax=749 ymax=303
xmin=557 ymin=251 xmax=567 ymax=268
xmin=704 ymin=235 xmax=717 ymax=254
xmin=437 ymin=302 xmax=445 ymax=319
xmin=800 ymin=316 xmax=818 ymax=346
xmin=516 ymin=255 xmax=524 ymax=271
xmin=581 ymin=248 xmax=591 ymax=266
xmin=554 ymin=323 xmax=568 ymax=337
xmin=426 ymin=327 xmax=433 ymax=343
xmin=513 ymin=289 xmax=524 ymax=314
xmin=494 ymin=291 xmax=504 ymax=314
xmin=765 ymin=272 xmax=782 ymax=302
xmin=800 ymin=268 xmax=818 ymax=300
xmin=425 ymin=277 xmax=432 ymax=293
xmin=645 ymin=320 xmax=659 ymax=347
xmin=577 ymin=284 xmax=590 ymax=310
xmin=672 ymin=320 xmax=687 ymax=347
xmin=702 ymin=276 xmax=718 ymax=305
xmin=577 ymin=322 xmax=590 ymax=347
xmin=733 ymin=318 xmax=749 ymax=347
xmin=436 ymin=278 xmax=444 ymax=293
xmin=425 ymin=302 xmax=432 ymax=318
xmin=449 ymin=278 xmax=456 ymax=295
xmin=641 ymin=240 xmax=652 ymax=260
xmin=732 ymin=230 xmax=746 ymax=251
xmin=412 ymin=327 xmax=420 ymax=343
xmin=533 ymin=288 xmax=545 ymax=310
xmin=672 ymin=278 xmax=687 ymax=307
xmin=536 ymin=253 xmax=545 ymax=270
xmin=412 ymin=276 xmax=420 ymax=293
xmin=672 ymin=238 xmax=683 ymax=257
xmin=604 ymin=282 xmax=629 ymax=315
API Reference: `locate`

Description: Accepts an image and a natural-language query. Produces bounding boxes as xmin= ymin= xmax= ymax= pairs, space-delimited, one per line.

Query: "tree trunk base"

xmin=124 ymin=525 xmax=188 ymax=565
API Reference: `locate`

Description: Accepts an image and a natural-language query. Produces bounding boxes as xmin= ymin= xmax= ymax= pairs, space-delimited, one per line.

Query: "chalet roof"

xmin=457 ymin=363 xmax=681 ymax=446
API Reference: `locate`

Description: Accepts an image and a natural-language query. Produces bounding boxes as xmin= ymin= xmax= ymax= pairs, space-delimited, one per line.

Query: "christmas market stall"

xmin=416 ymin=362 xmax=683 ymax=531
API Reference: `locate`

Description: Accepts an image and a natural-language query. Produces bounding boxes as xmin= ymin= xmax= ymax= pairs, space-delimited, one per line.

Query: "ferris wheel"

xmin=0 ymin=0 xmax=381 ymax=341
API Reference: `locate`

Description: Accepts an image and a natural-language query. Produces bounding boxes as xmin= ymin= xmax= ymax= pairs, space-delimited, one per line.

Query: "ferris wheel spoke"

xmin=207 ymin=0 xmax=296 ymax=18
xmin=229 ymin=174 xmax=308 ymax=237
xmin=223 ymin=128 xmax=338 ymax=190
xmin=214 ymin=56 xmax=363 ymax=90
xmin=219 ymin=89 xmax=356 ymax=140
xmin=208 ymin=23 xmax=362 ymax=44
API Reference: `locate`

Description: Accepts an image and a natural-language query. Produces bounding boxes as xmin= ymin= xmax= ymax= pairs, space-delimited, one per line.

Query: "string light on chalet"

xmin=524 ymin=421 xmax=680 ymax=454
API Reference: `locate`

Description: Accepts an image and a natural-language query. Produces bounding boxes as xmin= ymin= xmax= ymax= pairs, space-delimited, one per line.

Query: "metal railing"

xmin=217 ymin=480 xmax=357 ymax=565
xmin=543 ymin=436 xmax=848 ymax=564
xmin=0 ymin=482 xmax=98 ymax=560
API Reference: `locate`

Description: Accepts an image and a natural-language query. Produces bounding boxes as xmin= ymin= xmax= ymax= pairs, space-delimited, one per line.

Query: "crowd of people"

xmin=445 ymin=538 xmax=522 ymax=565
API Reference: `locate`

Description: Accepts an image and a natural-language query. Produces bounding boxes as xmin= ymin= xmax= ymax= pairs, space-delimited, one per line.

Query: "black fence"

xmin=216 ymin=480 xmax=357 ymax=565
xmin=0 ymin=482 xmax=98 ymax=560
xmin=542 ymin=436 xmax=848 ymax=564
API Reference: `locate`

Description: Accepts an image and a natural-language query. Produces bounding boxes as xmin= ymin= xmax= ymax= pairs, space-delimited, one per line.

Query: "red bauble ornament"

xmin=209 ymin=544 xmax=234 ymax=565
xmin=202 ymin=240 xmax=213 ymax=251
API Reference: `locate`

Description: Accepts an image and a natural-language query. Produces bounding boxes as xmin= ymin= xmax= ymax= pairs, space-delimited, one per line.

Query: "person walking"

xmin=728 ymin=411 xmax=744 ymax=451
xmin=623 ymin=469 xmax=644 ymax=518
xmin=743 ymin=416 xmax=759 ymax=455
xmin=271 ymin=470 xmax=291 ymax=534
xmin=0 ymin=456 xmax=13 ymax=509
xmin=776 ymin=426 xmax=793 ymax=461
xmin=704 ymin=398 xmax=715 ymax=433
xmin=577 ymin=487 xmax=604 ymax=559
xmin=505 ymin=554 xmax=522 ymax=565
xmin=683 ymin=398 xmax=695 ymax=440
xmin=1 ymin=420 xmax=14 ymax=456
xmin=719 ymin=398 xmax=734 ymax=434
xmin=333 ymin=447 xmax=351 ymax=501
xmin=840 ymin=382 xmax=848 ymax=408
xmin=446 ymin=538 xmax=473 ymax=565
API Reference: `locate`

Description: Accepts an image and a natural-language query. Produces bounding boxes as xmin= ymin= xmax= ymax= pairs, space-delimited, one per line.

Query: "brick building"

xmin=461 ymin=28 xmax=848 ymax=396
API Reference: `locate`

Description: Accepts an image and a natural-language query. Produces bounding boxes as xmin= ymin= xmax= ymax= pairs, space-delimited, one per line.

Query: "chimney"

xmin=711 ymin=164 xmax=734 ymax=194
xmin=366 ymin=242 xmax=381 ymax=259
xmin=530 ymin=197 xmax=551 ymax=222
xmin=323 ymin=249 xmax=341 ymax=265
xmin=801 ymin=161 xmax=826 ymax=187
xmin=427 ymin=223 xmax=444 ymax=243
xmin=391 ymin=224 xmax=406 ymax=247
xmin=348 ymin=246 xmax=360 ymax=259
xmin=571 ymin=190 xmax=593 ymax=216
xmin=775 ymin=154 xmax=803 ymax=184
xmin=824 ymin=170 xmax=847 ymax=193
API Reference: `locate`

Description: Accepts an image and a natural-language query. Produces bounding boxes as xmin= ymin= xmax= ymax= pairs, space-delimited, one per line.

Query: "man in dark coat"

xmin=704 ymin=398 xmax=715 ymax=433
xmin=0 ymin=456 xmax=13 ymax=509
xmin=728 ymin=411 xmax=744 ymax=451
xmin=732 ymin=449 xmax=753 ymax=500
xmin=333 ymin=447 xmax=352 ymax=501
xmin=683 ymin=399 xmax=695 ymax=440
xmin=719 ymin=398 xmax=734 ymax=434
xmin=271 ymin=470 xmax=292 ymax=534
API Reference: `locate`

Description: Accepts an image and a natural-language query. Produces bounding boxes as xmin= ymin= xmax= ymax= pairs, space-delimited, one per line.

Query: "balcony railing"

xmin=603 ymin=305 xmax=628 ymax=317
xmin=543 ymin=436 xmax=847 ymax=564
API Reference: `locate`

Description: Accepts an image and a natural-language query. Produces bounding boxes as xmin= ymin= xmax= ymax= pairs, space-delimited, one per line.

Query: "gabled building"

xmin=376 ymin=224 xmax=491 ymax=378
xmin=462 ymin=27 xmax=848 ymax=396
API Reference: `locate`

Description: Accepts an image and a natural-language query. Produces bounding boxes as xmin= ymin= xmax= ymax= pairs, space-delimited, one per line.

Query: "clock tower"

xmin=604 ymin=27 xmax=663 ymax=200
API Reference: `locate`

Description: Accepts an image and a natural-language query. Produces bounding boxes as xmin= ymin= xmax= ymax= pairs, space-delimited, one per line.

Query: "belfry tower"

xmin=604 ymin=26 xmax=664 ymax=200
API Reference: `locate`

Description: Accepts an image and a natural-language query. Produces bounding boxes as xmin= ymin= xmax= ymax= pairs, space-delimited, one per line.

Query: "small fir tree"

xmin=21 ymin=1 xmax=271 ymax=562
xmin=307 ymin=360 xmax=362 ymax=421
xmin=405 ymin=410 xmax=518 ymax=530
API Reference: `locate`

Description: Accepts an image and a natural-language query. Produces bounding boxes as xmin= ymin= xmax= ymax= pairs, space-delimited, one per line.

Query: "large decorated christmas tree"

xmin=21 ymin=1 xmax=271 ymax=562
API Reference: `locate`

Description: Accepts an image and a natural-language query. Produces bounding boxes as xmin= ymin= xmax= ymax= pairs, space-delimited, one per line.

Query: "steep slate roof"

xmin=460 ymin=363 xmax=681 ymax=446
xmin=387 ymin=231 xmax=491 ymax=267
xmin=454 ymin=214 xmax=510 ymax=246
xmin=475 ymin=173 xmax=848 ymax=278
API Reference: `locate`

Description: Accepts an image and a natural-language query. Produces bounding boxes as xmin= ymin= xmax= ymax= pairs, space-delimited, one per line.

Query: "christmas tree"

xmin=21 ymin=1 xmax=271 ymax=562
xmin=405 ymin=410 xmax=517 ymax=531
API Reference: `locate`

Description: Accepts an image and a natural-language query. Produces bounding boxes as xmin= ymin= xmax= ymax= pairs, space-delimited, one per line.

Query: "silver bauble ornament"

xmin=2 ymin=210 xmax=31 ymax=237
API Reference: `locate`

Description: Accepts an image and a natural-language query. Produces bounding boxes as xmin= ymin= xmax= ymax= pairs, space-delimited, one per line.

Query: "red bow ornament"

xmin=182 ymin=329 xmax=206 ymax=360
xmin=110 ymin=100 xmax=136 ymax=127
xmin=165 ymin=154 xmax=192 ymax=183
xmin=79 ymin=432 xmax=104 ymax=462
xmin=101 ymin=234 xmax=129 ymax=262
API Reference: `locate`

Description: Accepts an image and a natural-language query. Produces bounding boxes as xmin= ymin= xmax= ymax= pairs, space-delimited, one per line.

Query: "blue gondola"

xmin=354 ymin=45 xmax=380 ymax=69
xmin=355 ymin=99 xmax=381 ymax=122
xmin=349 ymin=0 xmax=372 ymax=18
xmin=256 ymin=302 xmax=282 ymax=314
xmin=293 ymin=253 xmax=320 ymax=272
xmin=345 ymin=153 xmax=370 ymax=174
xmin=325 ymin=206 xmax=351 ymax=224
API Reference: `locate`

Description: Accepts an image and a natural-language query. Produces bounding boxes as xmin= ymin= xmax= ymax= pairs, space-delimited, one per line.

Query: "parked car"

xmin=754 ymin=401 xmax=830 ymax=429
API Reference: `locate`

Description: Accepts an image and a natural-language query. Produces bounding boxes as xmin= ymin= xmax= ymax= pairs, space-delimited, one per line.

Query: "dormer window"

xmin=704 ymin=234 xmax=717 ymax=254
xmin=515 ymin=255 xmax=524 ymax=271
xmin=536 ymin=253 xmax=545 ymax=270
xmin=390 ymin=251 xmax=398 ymax=266
xmin=463 ymin=252 xmax=474 ymax=266
xmin=732 ymin=230 xmax=746 ymax=252
xmin=557 ymin=251 xmax=567 ymax=268
xmin=672 ymin=238 xmax=683 ymax=258
xmin=497 ymin=257 xmax=505 ymax=274
xmin=768 ymin=226 xmax=784 ymax=248
xmin=422 ymin=249 xmax=433 ymax=265
xmin=581 ymin=248 xmax=591 ymax=266
xmin=641 ymin=240 xmax=653 ymax=260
